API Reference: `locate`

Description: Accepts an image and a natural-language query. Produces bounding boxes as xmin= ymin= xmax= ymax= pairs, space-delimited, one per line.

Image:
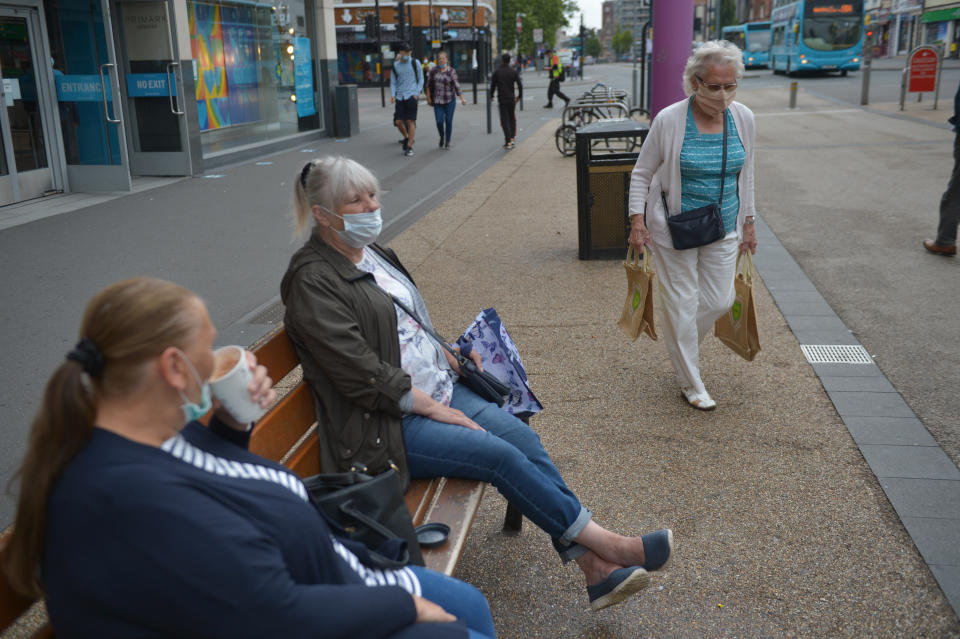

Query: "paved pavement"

xmin=3 ymin=69 xmax=960 ymax=637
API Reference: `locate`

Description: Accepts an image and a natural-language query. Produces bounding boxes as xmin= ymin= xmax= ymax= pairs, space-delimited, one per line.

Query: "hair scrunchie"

xmin=66 ymin=337 xmax=104 ymax=378
xmin=300 ymin=161 xmax=313 ymax=188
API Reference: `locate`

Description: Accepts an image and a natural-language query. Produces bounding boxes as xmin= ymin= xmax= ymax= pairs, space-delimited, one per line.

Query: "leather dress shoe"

xmin=923 ymin=239 xmax=957 ymax=256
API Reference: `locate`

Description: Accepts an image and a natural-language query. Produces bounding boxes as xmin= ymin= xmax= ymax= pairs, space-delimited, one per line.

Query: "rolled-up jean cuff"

xmin=558 ymin=542 xmax=589 ymax=564
xmin=556 ymin=507 xmax=591 ymax=555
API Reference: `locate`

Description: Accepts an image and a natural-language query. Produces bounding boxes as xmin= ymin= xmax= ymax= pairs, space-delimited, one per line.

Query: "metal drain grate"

xmin=801 ymin=345 xmax=874 ymax=365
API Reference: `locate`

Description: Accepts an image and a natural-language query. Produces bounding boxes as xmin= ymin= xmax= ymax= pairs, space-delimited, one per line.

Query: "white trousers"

xmin=650 ymin=231 xmax=740 ymax=396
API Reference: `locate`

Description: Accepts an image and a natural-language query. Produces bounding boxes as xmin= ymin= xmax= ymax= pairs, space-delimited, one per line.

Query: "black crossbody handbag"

xmin=389 ymin=294 xmax=511 ymax=406
xmin=661 ymin=112 xmax=728 ymax=250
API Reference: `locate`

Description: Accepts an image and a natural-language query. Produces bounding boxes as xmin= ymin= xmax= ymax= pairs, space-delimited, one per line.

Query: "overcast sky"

xmin=573 ymin=0 xmax=603 ymax=31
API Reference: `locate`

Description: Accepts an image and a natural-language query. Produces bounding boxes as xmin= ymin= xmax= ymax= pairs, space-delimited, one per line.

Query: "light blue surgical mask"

xmin=175 ymin=349 xmax=212 ymax=422
xmin=321 ymin=206 xmax=383 ymax=248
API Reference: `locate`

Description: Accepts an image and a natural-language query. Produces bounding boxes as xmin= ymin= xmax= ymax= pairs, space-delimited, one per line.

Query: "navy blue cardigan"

xmin=41 ymin=419 xmax=467 ymax=638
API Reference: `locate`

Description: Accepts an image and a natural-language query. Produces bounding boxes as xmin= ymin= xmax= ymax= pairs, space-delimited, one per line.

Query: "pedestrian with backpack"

xmin=544 ymin=49 xmax=569 ymax=109
xmin=390 ymin=43 xmax=423 ymax=156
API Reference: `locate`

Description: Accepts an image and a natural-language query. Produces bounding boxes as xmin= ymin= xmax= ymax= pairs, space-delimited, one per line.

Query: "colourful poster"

xmin=189 ymin=1 xmax=230 ymax=130
xmin=221 ymin=4 xmax=260 ymax=125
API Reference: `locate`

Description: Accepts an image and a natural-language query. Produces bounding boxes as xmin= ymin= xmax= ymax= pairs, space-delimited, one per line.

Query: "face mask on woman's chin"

xmin=695 ymin=89 xmax=735 ymax=116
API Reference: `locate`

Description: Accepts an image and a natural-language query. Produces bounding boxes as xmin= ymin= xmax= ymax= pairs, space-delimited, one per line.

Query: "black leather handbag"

xmin=389 ymin=295 xmax=511 ymax=407
xmin=661 ymin=112 xmax=728 ymax=250
xmin=303 ymin=467 xmax=425 ymax=567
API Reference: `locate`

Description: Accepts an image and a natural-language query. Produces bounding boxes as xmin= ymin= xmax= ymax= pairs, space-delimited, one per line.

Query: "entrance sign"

xmin=901 ymin=45 xmax=942 ymax=110
xmin=908 ymin=46 xmax=938 ymax=93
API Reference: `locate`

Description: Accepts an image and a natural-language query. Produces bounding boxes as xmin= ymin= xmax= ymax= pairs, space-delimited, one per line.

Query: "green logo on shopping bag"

xmin=632 ymin=290 xmax=642 ymax=310
xmin=730 ymin=300 xmax=742 ymax=322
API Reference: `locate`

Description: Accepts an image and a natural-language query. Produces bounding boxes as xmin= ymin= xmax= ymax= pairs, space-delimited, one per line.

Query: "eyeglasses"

xmin=696 ymin=75 xmax=738 ymax=93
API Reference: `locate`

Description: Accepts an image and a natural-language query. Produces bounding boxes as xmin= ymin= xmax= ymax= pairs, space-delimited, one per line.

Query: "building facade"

xmin=921 ymin=0 xmax=960 ymax=57
xmin=600 ymin=0 xmax=613 ymax=58
xmin=0 ymin=0 xmax=338 ymax=206
xmin=612 ymin=0 xmax=648 ymax=54
xmin=332 ymin=0 xmax=494 ymax=84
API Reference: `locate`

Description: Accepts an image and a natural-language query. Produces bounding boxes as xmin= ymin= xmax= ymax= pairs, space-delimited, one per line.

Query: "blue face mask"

xmin=175 ymin=349 xmax=212 ymax=423
xmin=321 ymin=206 xmax=383 ymax=248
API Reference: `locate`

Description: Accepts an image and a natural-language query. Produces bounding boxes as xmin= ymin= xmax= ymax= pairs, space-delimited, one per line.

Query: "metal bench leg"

xmin=502 ymin=502 xmax=523 ymax=536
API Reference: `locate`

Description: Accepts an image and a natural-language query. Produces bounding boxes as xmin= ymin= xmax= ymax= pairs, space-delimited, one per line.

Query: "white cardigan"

xmin=628 ymin=98 xmax=757 ymax=247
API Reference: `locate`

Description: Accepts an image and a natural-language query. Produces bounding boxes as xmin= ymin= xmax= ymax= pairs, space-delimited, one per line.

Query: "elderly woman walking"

xmin=627 ymin=40 xmax=758 ymax=411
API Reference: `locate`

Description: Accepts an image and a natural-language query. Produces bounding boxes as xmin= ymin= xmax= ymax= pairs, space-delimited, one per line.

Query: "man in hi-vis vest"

xmin=543 ymin=49 xmax=569 ymax=109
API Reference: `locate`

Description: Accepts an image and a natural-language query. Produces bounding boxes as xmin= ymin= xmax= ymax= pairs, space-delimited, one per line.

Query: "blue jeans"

xmin=410 ymin=565 xmax=497 ymax=638
xmin=403 ymin=384 xmax=591 ymax=560
xmin=434 ymin=101 xmax=456 ymax=143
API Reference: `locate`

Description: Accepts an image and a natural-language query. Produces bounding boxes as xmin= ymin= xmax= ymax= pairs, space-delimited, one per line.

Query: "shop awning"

xmin=922 ymin=5 xmax=960 ymax=22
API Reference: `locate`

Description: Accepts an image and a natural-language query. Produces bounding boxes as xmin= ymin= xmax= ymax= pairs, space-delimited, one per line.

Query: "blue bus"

xmin=769 ymin=0 xmax=863 ymax=76
xmin=722 ymin=22 xmax=772 ymax=68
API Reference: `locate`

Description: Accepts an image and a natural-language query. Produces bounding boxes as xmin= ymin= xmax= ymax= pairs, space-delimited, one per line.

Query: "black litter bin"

xmin=333 ymin=85 xmax=359 ymax=138
xmin=575 ymin=119 xmax=649 ymax=259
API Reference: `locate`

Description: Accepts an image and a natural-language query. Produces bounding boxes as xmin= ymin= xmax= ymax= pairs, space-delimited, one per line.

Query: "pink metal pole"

xmin=650 ymin=0 xmax=694 ymax=119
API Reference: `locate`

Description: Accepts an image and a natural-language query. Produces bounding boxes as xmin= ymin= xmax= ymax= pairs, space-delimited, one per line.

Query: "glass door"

xmin=114 ymin=0 xmax=190 ymax=175
xmin=0 ymin=7 xmax=57 ymax=203
xmin=45 ymin=0 xmax=132 ymax=192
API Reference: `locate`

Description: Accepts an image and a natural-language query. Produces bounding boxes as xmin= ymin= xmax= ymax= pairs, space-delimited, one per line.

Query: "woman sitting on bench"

xmin=0 ymin=277 xmax=496 ymax=639
xmin=280 ymin=156 xmax=674 ymax=612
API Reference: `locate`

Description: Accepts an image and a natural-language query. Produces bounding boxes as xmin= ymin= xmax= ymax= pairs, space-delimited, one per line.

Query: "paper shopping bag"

xmin=715 ymin=251 xmax=761 ymax=362
xmin=617 ymin=246 xmax=658 ymax=342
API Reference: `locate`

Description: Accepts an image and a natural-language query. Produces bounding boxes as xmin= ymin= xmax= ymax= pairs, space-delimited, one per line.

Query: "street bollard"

xmin=789 ymin=81 xmax=798 ymax=109
xmin=860 ymin=60 xmax=871 ymax=105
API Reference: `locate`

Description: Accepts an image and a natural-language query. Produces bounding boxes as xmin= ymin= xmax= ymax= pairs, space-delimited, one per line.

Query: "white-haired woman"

xmin=627 ymin=40 xmax=758 ymax=411
xmin=280 ymin=156 xmax=675 ymax=611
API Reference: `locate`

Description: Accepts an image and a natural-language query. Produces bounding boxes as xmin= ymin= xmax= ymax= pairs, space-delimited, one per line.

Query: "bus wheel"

xmin=841 ymin=69 xmax=848 ymax=77
xmin=772 ymin=57 xmax=782 ymax=75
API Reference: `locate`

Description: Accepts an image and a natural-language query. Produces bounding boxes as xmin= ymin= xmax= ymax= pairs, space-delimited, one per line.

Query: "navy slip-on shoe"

xmin=642 ymin=529 xmax=674 ymax=572
xmin=586 ymin=566 xmax=650 ymax=611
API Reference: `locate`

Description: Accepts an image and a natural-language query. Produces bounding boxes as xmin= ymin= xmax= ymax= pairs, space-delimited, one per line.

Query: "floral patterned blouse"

xmin=357 ymin=248 xmax=455 ymax=406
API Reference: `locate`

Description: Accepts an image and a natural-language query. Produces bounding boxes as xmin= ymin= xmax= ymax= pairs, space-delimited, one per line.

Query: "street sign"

xmin=908 ymin=46 xmax=938 ymax=93
xmin=533 ymin=28 xmax=543 ymax=43
xmin=516 ymin=16 xmax=522 ymax=33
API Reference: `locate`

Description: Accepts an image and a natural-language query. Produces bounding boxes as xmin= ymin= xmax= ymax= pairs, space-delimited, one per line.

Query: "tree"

xmin=585 ymin=34 xmax=601 ymax=58
xmin=719 ymin=0 xmax=736 ymax=32
xmin=612 ymin=27 xmax=633 ymax=56
xmin=501 ymin=0 xmax=578 ymax=53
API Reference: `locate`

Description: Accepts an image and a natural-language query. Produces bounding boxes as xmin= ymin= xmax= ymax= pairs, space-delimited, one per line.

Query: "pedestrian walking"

xmin=924 ymin=81 xmax=960 ymax=256
xmin=425 ymin=51 xmax=466 ymax=150
xmin=0 ymin=277 xmax=497 ymax=638
xmin=390 ymin=43 xmax=423 ymax=157
xmin=627 ymin=40 xmax=758 ymax=411
xmin=490 ymin=53 xmax=523 ymax=149
xmin=284 ymin=156 xmax=676 ymax=612
xmin=543 ymin=49 xmax=569 ymax=108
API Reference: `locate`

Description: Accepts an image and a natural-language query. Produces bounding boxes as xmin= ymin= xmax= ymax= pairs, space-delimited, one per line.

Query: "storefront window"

xmin=187 ymin=0 xmax=320 ymax=156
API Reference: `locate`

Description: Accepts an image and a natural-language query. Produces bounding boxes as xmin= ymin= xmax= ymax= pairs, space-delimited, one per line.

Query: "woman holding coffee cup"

xmin=0 ymin=277 xmax=496 ymax=638
xmin=281 ymin=156 xmax=674 ymax=612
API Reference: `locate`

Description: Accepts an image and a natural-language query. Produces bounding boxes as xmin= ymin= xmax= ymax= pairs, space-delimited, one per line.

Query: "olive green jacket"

xmin=280 ymin=228 xmax=413 ymax=484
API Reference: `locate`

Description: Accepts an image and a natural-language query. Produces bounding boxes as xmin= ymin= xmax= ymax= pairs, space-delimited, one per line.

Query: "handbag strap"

xmin=661 ymin=107 xmax=729 ymax=217
xmin=388 ymin=293 xmax=467 ymax=367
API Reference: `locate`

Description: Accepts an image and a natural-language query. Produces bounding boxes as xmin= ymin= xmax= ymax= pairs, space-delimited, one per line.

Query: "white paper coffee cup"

xmin=210 ymin=346 xmax=266 ymax=424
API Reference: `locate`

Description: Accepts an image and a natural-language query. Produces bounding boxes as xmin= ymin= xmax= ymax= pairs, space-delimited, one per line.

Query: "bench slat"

xmin=285 ymin=435 xmax=322 ymax=478
xmin=417 ymin=479 xmax=486 ymax=575
xmin=249 ymin=385 xmax=316 ymax=462
xmin=404 ymin=479 xmax=439 ymax=526
xmin=250 ymin=326 xmax=299 ymax=381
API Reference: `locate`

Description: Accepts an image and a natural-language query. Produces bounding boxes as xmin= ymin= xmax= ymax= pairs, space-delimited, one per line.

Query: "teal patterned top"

xmin=679 ymin=101 xmax=745 ymax=234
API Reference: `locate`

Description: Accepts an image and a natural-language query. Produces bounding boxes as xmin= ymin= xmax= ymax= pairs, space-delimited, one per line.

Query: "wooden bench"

xmin=247 ymin=324 xmax=522 ymax=574
xmin=1 ymin=323 xmax=521 ymax=635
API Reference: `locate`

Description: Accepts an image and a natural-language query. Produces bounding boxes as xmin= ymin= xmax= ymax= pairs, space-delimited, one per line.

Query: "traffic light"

xmin=365 ymin=14 xmax=376 ymax=39
xmin=440 ymin=18 xmax=450 ymax=42
xmin=394 ymin=1 xmax=406 ymax=41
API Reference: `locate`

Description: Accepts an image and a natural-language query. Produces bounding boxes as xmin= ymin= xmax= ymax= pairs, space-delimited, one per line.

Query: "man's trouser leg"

xmin=937 ymin=133 xmax=960 ymax=245
xmin=498 ymin=101 xmax=515 ymax=141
